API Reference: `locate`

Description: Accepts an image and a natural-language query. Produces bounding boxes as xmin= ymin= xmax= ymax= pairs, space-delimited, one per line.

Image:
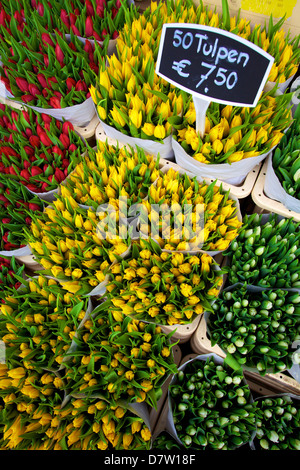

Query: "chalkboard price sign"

xmin=156 ymin=24 xmax=274 ymax=108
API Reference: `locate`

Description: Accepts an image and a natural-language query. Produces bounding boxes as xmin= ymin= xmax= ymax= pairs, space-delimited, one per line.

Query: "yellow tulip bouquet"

xmin=104 ymin=239 xmax=223 ymax=326
xmin=0 ymin=364 xmax=65 ymax=450
xmin=62 ymin=141 xmax=162 ymax=211
xmin=48 ymin=396 xmax=152 ymax=450
xmin=0 ymin=275 xmax=91 ymax=372
xmin=173 ymin=87 xmax=293 ymax=165
xmin=23 ymin=193 xmax=131 ymax=290
xmin=59 ymin=303 xmax=178 ymax=408
xmin=137 ymin=168 xmax=242 ymax=253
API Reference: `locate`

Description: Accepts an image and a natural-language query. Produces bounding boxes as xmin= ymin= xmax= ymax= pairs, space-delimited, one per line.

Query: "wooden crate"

xmin=190 ymin=315 xmax=300 ymax=396
xmin=251 ymin=159 xmax=300 ymax=222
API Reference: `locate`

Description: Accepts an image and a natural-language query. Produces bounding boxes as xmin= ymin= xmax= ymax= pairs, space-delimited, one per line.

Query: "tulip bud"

xmin=101 ymin=28 xmax=108 ymax=39
xmin=30 ymin=166 xmax=43 ymax=177
xmin=64 ymin=78 xmax=76 ymax=94
xmin=8 ymin=166 xmax=17 ymax=176
xmin=37 ymin=2 xmax=44 ymax=16
xmin=52 ymin=145 xmax=64 ymax=157
xmin=71 ymin=24 xmax=81 ymax=36
xmin=59 ymin=134 xmax=70 ymax=148
xmin=60 ymin=10 xmax=70 ymax=27
xmin=28 ymin=83 xmax=41 ymax=97
xmin=68 ymin=144 xmax=77 ymax=152
xmin=86 ymin=0 xmax=95 ymax=15
xmin=24 ymin=146 xmax=35 ymax=156
xmin=25 ymin=127 xmax=33 ymax=138
xmin=41 ymin=113 xmax=52 ymax=124
xmin=28 ymin=202 xmax=41 ymax=211
xmin=92 ymin=30 xmax=101 ymax=41
xmin=20 ymin=169 xmax=31 ymax=181
xmin=75 ymin=80 xmax=87 ymax=92
xmin=21 ymin=94 xmax=35 ymax=103
xmin=85 ymin=16 xmax=94 ymax=37
xmin=37 ymin=73 xmax=48 ymax=88
xmin=54 ymin=168 xmax=65 ymax=183
xmin=55 ymin=43 xmax=64 ymax=64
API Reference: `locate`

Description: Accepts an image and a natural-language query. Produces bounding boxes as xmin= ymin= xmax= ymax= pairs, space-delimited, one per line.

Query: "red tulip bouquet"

xmin=29 ymin=0 xmax=135 ymax=43
xmin=0 ymin=103 xmax=86 ymax=194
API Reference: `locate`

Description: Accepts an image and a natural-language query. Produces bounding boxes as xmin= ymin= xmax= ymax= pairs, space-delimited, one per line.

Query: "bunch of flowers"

xmin=62 ymin=141 xmax=162 ymax=211
xmin=60 ymin=304 xmax=178 ymax=408
xmin=209 ymin=286 xmax=300 ymax=375
xmin=271 ymin=104 xmax=300 ymax=199
xmin=0 ymin=104 xmax=86 ymax=193
xmin=253 ymin=395 xmax=300 ymax=450
xmin=0 ymin=364 xmax=65 ymax=450
xmin=0 ymin=24 xmax=106 ymax=108
xmin=137 ymin=168 xmax=242 ymax=252
xmin=223 ymin=213 xmax=300 ymax=288
xmin=104 ymin=240 xmax=223 ymax=326
xmin=49 ymin=396 xmax=152 ymax=450
xmin=225 ymin=4 xmax=300 ymax=85
xmin=173 ymin=88 xmax=293 ymax=165
xmin=0 ymin=175 xmax=43 ymax=251
xmin=23 ymin=193 xmax=131 ymax=290
xmin=30 ymin=0 xmax=134 ymax=42
xmin=91 ymin=55 xmax=184 ymax=142
xmin=0 ymin=256 xmax=24 ymax=299
xmin=169 ymin=356 xmax=256 ymax=450
xmin=0 ymin=275 xmax=91 ymax=371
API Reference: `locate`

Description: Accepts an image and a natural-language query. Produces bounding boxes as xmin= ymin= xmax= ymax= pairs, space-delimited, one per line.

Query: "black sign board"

xmin=156 ymin=24 xmax=274 ymax=107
